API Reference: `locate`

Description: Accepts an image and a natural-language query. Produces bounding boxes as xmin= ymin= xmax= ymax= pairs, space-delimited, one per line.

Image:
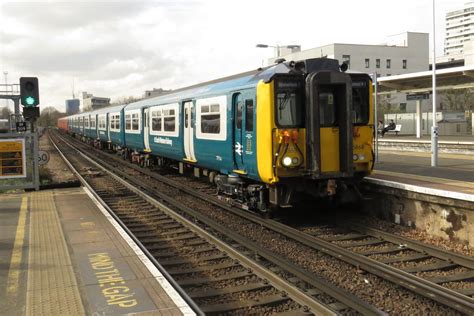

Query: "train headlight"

xmin=282 ymin=156 xmax=292 ymax=167
xmin=353 ymin=154 xmax=359 ymax=161
xmin=359 ymin=154 xmax=365 ymax=161
xmin=292 ymin=157 xmax=299 ymax=165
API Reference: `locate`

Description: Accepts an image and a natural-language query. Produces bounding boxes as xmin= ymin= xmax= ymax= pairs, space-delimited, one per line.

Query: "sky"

xmin=0 ymin=0 xmax=469 ymax=112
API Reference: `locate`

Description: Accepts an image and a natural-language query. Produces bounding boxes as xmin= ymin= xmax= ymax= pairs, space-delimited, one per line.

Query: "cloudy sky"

xmin=0 ymin=0 xmax=468 ymax=112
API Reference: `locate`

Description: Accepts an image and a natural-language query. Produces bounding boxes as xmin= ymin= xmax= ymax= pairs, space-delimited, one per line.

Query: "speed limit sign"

xmin=38 ymin=150 xmax=50 ymax=165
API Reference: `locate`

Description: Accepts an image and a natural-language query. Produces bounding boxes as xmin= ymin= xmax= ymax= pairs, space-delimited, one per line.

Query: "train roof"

xmin=124 ymin=62 xmax=295 ymax=110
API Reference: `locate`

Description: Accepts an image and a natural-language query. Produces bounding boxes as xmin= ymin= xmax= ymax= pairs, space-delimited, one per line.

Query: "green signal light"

xmin=25 ymin=96 xmax=36 ymax=105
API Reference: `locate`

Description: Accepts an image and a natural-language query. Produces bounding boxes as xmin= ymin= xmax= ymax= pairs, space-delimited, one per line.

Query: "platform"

xmin=0 ymin=187 xmax=195 ymax=316
xmin=368 ymin=150 xmax=474 ymax=202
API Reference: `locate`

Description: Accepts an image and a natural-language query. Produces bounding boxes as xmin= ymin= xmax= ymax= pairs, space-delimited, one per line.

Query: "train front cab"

xmin=256 ymin=70 xmax=373 ymax=208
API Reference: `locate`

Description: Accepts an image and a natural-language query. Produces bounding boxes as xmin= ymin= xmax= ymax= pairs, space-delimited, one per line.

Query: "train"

xmin=58 ymin=58 xmax=374 ymax=212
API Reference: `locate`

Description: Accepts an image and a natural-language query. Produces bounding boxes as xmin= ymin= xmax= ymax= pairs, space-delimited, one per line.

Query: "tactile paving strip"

xmin=26 ymin=191 xmax=85 ymax=315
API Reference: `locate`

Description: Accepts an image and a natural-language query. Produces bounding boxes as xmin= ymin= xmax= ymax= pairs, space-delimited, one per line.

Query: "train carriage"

xmin=123 ymin=103 xmax=145 ymax=153
xmin=146 ymin=101 xmax=183 ymax=162
xmin=62 ymin=58 xmax=374 ymax=212
xmin=70 ymin=114 xmax=79 ymax=135
xmin=57 ymin=117 xmax=68 ymax=132
xmin=84 ymin=112 xmax=97 ymax=139
xmin=106 ymin=104 xmax=126 ymax=148
xmin=96 ymin=107 xmax=110 ymax=143
xmin=78 ymin=114 xmax=85 ymax=136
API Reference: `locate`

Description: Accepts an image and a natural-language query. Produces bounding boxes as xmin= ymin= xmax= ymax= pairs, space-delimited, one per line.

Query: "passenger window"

xmin=116 ymin=115 xmax=120 ymax=130
xmin=125 ymin=114 xmax=132 ymax=130
xmin=152 ymin=111 xmax=162 ymax=131
xmin=201 ymin=104 xmax=220 ymax=134
xmin=245 ymin=99 xmax=254 ymax=132
xmin=319 ymin=88 xmax=337 ymax=126
xmin=164 ymin=109 xmax=176 ymax=132
xmin=185 ymin=108 xmax=189 ymax=128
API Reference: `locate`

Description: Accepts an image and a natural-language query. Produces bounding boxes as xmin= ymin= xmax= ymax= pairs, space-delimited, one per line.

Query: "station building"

xmin=82 ymin=91 xmax=110 ymax=111
xmin=269 ymin=32 xmax=429 ymax=78
xmin=143 ymin=88 xmax=172 ymax=99
xmin=271 ymin=32 xmax=430 ymax=114
xmin=439 ymin=1 xmax=474 ymax=66
xmin=65 ymin=99 xmax=80 ymax=115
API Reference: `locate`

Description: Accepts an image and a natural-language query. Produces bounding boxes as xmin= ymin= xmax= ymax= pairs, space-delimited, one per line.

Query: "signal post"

xmin=0 ymin=77 xmax=41 ymax=191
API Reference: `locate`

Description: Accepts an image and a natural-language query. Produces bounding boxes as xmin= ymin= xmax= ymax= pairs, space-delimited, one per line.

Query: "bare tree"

xmin=36 ymin=106 xmax=66 ymax=127
xmin=439 ymin=88 xmax=474 ymax=111
xmin=0 ymin=107 xmax=12 ymax=119
xmin=110 ymin=96 xmax=144 ymax=105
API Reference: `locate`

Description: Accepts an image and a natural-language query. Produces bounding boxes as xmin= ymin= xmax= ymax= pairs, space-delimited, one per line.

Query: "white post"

xmin=416 ymin=100 xmax=422 ymax=138
xmin=3 ymin=71 xmax=7 ymax=108
xmin=374 ymin=73 xmax=379 ymax=162
xmin=431 ymin=0 xmax=439 ymax=167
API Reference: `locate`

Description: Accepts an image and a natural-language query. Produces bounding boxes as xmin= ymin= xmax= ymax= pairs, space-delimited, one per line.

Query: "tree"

xmin=36 ymin=106 xmax=66 ymax=127
xmin=0 ymin=106 xmax=12 ymax=119
xmin=439 ymin=88 xmax=474 ymax=112
xmin=111 ymin=96 xmax=144 ymax=105
xmin=376 ymin=94 xmax=399 ymax=120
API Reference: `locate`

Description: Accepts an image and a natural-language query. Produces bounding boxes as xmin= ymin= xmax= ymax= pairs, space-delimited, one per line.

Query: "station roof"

xmin=377 ymin=65 xmax=474 ymax=94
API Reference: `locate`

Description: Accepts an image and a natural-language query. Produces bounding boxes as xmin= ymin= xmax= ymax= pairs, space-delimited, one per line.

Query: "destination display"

xmin=0 ymin=139 xmax=26 ymax=179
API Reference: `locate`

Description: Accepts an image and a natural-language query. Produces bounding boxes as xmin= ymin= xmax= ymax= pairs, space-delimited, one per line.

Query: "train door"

xmin=232 ymin=91 xmax=254 ymax=173
xmin=95 ymin=115 xmax=99 ymax=139
xmin=143 ymin=108 xmax=151 ymax=152
xmin=306 ymin=72 xmax=353 ymax=177
xmin=183 ymin=101 xmax=196 ymax=162
xmin=107 ymin=114 xmax=111 ymax=141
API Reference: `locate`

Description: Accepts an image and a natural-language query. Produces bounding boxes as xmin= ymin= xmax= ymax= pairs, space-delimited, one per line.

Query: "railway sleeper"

xmin=167 ymin=261 xmax=239 ymax=275
xmin=158 ymin=253 xmax=228 ymax=265
xmin=427 ymin=270 xmax=474 ymax=284
xmin=198 ymin=294 xmax=291 ymax=314
xmin=157 ymin=245 xmax=216 ymax=258
xmin=176 ymin=270 xmax=252 ymax=286
xmin=187 ymin=282 xmax=272 ymax=299
xmin=401 ymin=261 xmax=458 ymax=273
xmin=145 ymin=239 xmax=206 ymax=251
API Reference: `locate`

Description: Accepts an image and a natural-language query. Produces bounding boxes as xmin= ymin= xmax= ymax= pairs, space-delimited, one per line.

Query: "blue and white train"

xmin=59 ymin=58 xmax=375 ymax=212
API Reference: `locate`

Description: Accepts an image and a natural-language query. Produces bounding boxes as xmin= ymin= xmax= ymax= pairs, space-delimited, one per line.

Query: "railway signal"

xmin=20 ymin=77 xmax=39 ymax=107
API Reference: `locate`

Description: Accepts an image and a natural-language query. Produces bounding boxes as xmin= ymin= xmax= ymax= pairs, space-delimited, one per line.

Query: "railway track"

xmin=51 ymin=130 xmax=474 ymax=314
xmin=295 ymin=221 xmax=474 ymax=296
xmin=50 ymin=131 xmax=381 ymax=315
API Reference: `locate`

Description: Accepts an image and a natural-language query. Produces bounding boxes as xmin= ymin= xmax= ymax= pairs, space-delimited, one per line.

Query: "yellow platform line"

xmin=6 ymin=196 xmax=29 ymax=300
xmin=26 ymin=191 xmax=85 ymax=315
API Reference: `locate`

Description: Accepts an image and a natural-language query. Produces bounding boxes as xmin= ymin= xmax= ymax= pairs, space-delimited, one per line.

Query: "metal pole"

xmin=3 ymin=71 xmax=7 ymax=108
xmin=14 ymin=98 xmax=20 ymax=123
xmin=416 ymin=100 xmax=422 ymax=138
xmin=374 ymin=72 xmax=379 ymax=162
xmin=33 ymin=131 xmax=39 ymax=191
xmin=431 ymin=0 xmax=439 ymax=167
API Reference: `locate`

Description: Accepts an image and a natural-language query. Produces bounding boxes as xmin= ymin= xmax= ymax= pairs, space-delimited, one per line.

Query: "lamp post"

xmin=256 ymin=44 xmax=301 ymax=57
xmin=3 ymin=71 xmax=7 ymax=108
xmin=431 ymin=0 xmax=438 ymax=167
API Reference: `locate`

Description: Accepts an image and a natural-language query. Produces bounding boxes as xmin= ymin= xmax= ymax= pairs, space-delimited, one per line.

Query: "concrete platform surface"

xmin=0 ymin=188 xmax=195 ymax=316
xmin=369 ymin=151 xmax=474 ymax=199
xmin=378 ymin=134 xmax=474 ymax=143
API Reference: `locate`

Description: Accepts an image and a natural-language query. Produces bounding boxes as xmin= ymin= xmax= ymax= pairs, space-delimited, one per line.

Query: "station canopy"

xmin=377 ymin=65 xmax=474 ymax=95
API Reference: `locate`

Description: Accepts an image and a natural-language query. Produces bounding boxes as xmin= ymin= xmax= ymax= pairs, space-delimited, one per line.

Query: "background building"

xmin=82 ymin=91 xmax=110 ymax=111
xmin=144 ymin=88 xmax=172 ymax=99
xmin=269 ymin=32 xmax=429 ymax=77
xmin=442 ymin=1 xmax=474 ymax=63
xmin=271 ymin=32 xmax=430 ymax=113
xmin=65 ymin=99 xmax=80 ymax=115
